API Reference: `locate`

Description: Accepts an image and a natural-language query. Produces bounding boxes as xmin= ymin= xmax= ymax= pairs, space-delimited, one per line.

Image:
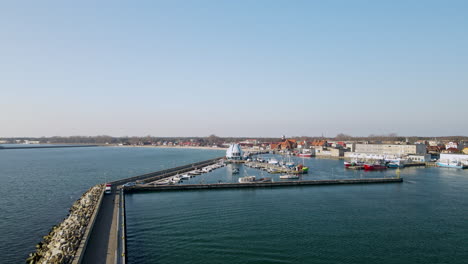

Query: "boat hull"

xmin=436 ymin=162 xmax=467 ymax=169
xmin=364 ymin=164 xmax=387 ymax=170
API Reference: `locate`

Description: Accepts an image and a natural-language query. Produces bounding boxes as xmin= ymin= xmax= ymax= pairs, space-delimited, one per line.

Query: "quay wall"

xmin=126 ymin=178 xmax=403 ymax=193
xmin=26 ymin=185 xmax=104 ymax=264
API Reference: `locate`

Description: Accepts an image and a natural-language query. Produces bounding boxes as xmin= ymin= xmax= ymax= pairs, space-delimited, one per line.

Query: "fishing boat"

xmin=238 ymin=176 xmax=256 ymax=183
xmin=298 ymin=149 xmax=313 ymax=157
xmin=364 ymin=161 xmax=387 ymax=170
xmin=436 ymin=160 xmax=467 ymax=169
xmin=232 ymin=168 xmax=239 ymax=174
xmin=387 ymin=159 xmax=406 ymax=168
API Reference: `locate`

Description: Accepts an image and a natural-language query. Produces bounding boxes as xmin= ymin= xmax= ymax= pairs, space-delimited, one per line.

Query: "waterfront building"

xmin=226 ymin=144 xmax=243 ymax=160
xmin=311 ymin=140 xmax=328 ymax=147
xmin=407 ymin=154 xmax=432 ymax=162
xmin=355 ymin=143 xmax=426 ymax=156
xmin=270 ymin=139 xmax=297 ymax=150
xmin=439 ymin=153 xmax=468 ymax=163
xmin=442 ymin=148 xmax=460 ymax=154
xmin=427 ymin=145 xmax=444 ymax=154
xmin=314 ymin=146 xmax=344 ymax=157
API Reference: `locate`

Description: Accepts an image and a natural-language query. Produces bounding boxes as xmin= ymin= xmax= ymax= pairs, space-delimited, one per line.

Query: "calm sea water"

xmin=0 ymin=146 xmax=223 ymax=263
xmin=126 ymin=157 xmax=468 ymax=264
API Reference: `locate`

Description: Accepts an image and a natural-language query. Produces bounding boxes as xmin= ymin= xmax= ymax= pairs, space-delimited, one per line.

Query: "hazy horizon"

xmin=2 ymin=1 xmax=467 ymax=138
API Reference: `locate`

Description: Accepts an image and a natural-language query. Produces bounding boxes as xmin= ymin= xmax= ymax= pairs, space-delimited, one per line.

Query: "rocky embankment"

xmin=26 ymin=184 xmax=103 ymax=264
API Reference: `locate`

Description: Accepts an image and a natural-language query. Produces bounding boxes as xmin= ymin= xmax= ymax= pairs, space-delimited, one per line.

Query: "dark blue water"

xmin=0 ymin=146 xmax=223 ymax=263
xmin=126 ymin=158 xmax=468 ymax=264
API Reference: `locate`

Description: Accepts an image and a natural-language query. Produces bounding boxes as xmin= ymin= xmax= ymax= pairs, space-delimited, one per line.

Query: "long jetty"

xmin=126 ymin=178 xmax=403 ymax=192
xmin=0 ymin=144 xmax=98 ymax=150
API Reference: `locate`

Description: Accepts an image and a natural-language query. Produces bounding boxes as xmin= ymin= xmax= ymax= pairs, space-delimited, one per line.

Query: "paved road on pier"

xmin=81 ymin=190 xmax=117 ymax=264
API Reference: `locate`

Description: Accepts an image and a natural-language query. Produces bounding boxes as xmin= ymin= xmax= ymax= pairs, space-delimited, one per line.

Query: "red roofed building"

xmin=442 ymin=147 xmax=460 ymax=154
xmin=271 ymin=139 xmax=297 ymax=150
xmin=311 ymin=140 xmax=328 ymax=147
xmin=427 ymin=145 xmax=443 ymax=153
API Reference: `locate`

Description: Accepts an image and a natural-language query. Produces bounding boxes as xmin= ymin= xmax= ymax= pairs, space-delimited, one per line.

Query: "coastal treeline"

xmin=2 ymin=134 xmax=468 ymax=146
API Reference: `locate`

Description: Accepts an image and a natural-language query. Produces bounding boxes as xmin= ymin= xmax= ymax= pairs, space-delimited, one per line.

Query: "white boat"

xmin=170 ymin=175 xmax=181 ymax=183
xmin=202 ymin=167 xmax=212 ymax=173
xmin=279 ymin=174 xmax=299 ymax=179
xmin=181 ymin=174 xmax=191 ymax=180
xmin=268 ymin=158 xmax=279 ymax=165
xmin=238 ymin=176 xmax=256 ymax=183
xmin=232 ymin=168 xmax=239 ymax=174
xmin=188 ymin=170 xmax=201 ymax=175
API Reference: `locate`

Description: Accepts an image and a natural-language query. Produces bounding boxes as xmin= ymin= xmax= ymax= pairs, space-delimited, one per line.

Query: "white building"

xmin=355 ymin=144 xmax=426 ymax=156
xmin=226 ymin=144 xmax=243 ymax=160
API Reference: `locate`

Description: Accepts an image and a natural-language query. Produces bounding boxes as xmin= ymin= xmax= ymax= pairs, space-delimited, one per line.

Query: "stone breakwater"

xmin=26 ymin=184 xmax=103 ymax=264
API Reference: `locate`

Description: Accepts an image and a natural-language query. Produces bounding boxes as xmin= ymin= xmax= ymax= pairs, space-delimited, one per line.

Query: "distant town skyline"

xmin=1 ymin=1 xmax=467 ymax=137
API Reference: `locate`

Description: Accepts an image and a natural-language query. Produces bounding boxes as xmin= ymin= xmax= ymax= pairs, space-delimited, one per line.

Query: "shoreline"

xmin=110 ymin=145 xmax=226 ymax=151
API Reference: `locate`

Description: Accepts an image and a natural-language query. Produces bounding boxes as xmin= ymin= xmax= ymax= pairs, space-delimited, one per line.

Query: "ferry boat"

xmin=436 ymin=160 xmax=467 ymax=169
xmin=238 ymin=176 xmax=256 ymax=183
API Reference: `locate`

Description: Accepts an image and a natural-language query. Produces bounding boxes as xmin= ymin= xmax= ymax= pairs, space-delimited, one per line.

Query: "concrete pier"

xmin=125 ymin=178 xmax=403 ymax=193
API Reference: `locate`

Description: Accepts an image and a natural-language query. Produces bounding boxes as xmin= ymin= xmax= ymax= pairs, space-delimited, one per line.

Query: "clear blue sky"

xmin=1 ymin=0 xmax=467 ymax=137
